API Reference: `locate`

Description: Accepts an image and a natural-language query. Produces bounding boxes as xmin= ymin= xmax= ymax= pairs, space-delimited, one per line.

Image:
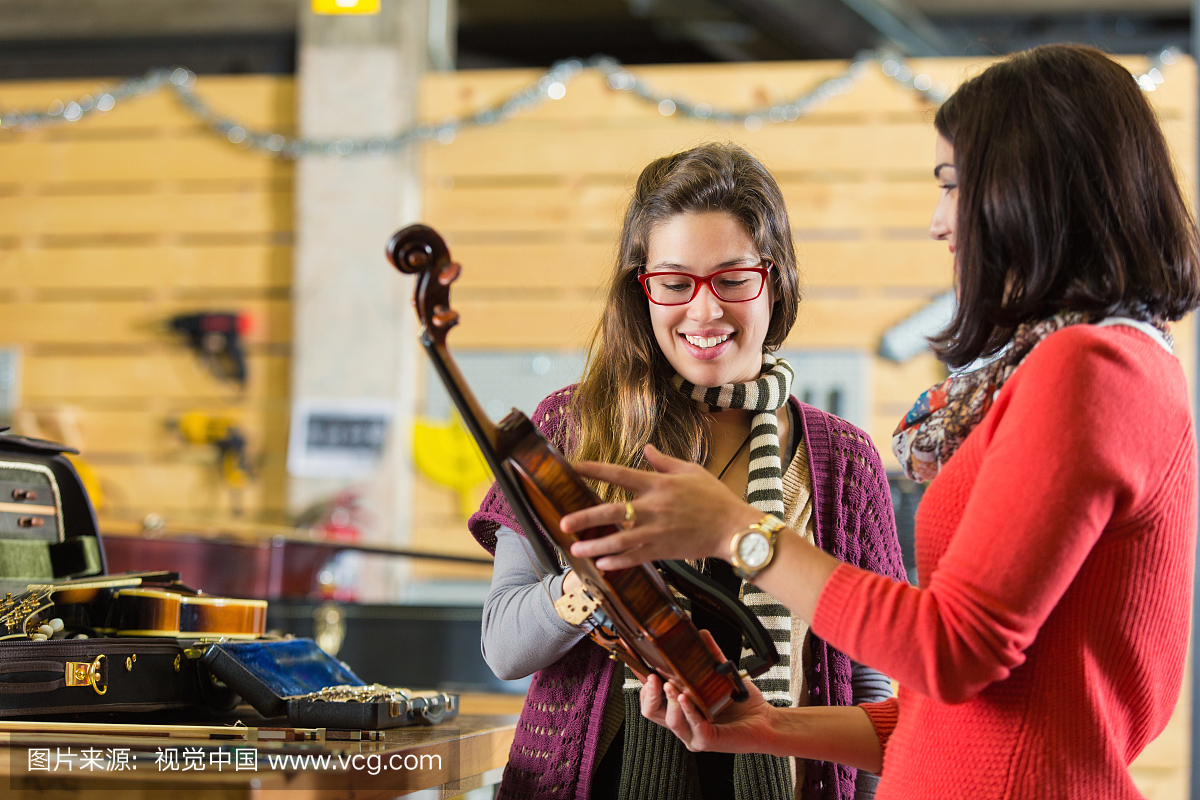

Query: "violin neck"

xmin=427 ymin=339 xmax=499 ymax=451
xmin=389 ymin=224 xmax=562 ymax=575
xmin=425 ymin=338 xmax=564 ymax=576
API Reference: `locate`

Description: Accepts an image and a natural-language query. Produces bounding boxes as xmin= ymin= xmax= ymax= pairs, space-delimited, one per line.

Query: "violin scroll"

xmin=387 ymin=224 xmax=463 ymax=340
xmin=386 ymin=224 xmax=450 ymax=276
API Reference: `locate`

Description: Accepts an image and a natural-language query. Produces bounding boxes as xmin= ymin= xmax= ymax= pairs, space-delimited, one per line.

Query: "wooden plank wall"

xmin=3 ymin=60 xmax=1190 ymax=550
xmin=0 ymin=77 xmax=295 ymax=523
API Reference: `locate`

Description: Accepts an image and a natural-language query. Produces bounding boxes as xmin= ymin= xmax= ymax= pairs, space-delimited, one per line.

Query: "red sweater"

xmin=812 ymin=324 xmax=1197 ymax=799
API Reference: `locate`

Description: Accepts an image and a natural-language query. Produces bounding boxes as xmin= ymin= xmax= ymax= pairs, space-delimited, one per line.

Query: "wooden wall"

xmin=2 ymin=59 xmax=1194 ymax=565
xmin=0 ymin=55 xmax=1195 ymax=794
xmin=0 ymin=76 xmax=295 ymax=523
xmin=4 ymin=59 xmax=1191 ymax=548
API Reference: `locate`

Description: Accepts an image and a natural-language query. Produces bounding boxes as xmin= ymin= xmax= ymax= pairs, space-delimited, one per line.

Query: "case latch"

xmin=65 ymin=654 xmax=107 ymax=695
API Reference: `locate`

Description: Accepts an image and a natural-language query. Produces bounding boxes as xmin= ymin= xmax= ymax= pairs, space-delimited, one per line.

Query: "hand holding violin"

xmin=640 ymin=629 xmax=780 ymax=754
xmin=643 ymin=628 xmax=884 ymax=772
xmin=564 ymin=443 xmax=842 ymax=627
xmin=563 ymin=444 xmax=761 ymax=569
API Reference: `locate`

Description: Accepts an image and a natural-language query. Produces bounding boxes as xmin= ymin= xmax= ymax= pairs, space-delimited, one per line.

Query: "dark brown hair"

xmin=569 ymin=143 xmax=800 ymax=499
xmin=932 ymin=44 xmax=1200 ymax=368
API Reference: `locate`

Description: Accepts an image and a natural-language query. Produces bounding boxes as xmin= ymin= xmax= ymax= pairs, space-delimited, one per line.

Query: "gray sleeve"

xmin=851 ymin=661 xmax=892 ymax=799
xmin=480 ymin=526 xmax=590 ymax=680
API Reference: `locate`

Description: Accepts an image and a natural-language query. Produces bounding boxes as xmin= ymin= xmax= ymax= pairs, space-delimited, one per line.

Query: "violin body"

xmin=501 ymin=412 xmax=742 ymax=716
xmin=388 ymin=224 xmax=777 ymax=721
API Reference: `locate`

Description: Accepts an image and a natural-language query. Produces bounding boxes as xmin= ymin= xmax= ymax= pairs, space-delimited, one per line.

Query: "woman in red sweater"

xmin=561 ymin=44 xmax=1200 ymax=798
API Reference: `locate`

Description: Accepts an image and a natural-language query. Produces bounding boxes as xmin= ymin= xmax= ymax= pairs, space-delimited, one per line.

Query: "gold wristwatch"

xmin=729 ymin=514 xmax=785 ymax=581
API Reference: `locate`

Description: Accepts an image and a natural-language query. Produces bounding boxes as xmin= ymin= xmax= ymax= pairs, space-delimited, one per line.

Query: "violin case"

xmin=0 ymin=432 xmax=457 ymax=728
xmin=0 ymin=636 xmax=236 ymax=716
xmin=0 ymin=430 xmax=241 ymax=717
xmin=0 ymin=430 xmax=106 ymax=598
xmin=200 ymin=638 xmax=459 ymax=729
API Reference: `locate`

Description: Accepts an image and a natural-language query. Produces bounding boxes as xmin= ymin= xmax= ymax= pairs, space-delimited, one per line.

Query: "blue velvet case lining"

xmin=217 ymin=639 xmax=364 ymax=698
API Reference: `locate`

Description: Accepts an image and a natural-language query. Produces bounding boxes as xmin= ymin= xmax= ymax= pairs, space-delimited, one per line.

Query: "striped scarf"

xmin=615 ymin=354 xmax=795 ymax=800
xmin=669 ymin=352 xmax=794 ymax=705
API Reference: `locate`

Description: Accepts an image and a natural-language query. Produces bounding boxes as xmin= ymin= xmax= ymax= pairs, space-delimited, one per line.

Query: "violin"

xmin=387 ymin=224 xmax=778 ymax=722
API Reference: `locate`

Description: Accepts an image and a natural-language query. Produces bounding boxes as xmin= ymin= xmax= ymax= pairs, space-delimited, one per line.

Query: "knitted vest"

xmin=468 ymin=387 xmax=907 ymax=800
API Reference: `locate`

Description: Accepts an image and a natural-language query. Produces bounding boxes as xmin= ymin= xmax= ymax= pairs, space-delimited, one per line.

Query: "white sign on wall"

xmin=287 ymin=398 xmax=395 ymax=479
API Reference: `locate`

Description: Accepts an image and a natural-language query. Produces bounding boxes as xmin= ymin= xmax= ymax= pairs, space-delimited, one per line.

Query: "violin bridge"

xmin=554 ymin=585 xmax=599 ymax=626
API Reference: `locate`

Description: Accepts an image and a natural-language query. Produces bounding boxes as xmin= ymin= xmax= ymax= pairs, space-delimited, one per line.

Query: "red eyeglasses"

xmin=638 ymin=260 xmax=773 ymax=306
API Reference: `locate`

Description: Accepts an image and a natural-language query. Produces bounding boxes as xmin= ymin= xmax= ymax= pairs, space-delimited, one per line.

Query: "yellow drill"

xmin=173 ymin=412 xmax=251 ymax=491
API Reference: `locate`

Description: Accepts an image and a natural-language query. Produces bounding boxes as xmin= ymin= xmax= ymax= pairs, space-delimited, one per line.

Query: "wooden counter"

xmin=0 ymin=712 xmax=517 ymax=799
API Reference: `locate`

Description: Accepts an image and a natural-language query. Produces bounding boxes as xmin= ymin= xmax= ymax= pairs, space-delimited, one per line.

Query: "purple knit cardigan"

xmin=468 ymin=387 xmax=907 ymax=800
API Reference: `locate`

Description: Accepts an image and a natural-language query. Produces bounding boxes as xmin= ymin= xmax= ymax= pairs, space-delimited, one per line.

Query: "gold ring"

xmin=621 ymin=501 xmax=636 ymax=531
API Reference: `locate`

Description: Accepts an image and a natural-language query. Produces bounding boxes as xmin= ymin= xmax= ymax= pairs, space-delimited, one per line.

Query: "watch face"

xmin=737 ymin=531 xmax=770 ymax=569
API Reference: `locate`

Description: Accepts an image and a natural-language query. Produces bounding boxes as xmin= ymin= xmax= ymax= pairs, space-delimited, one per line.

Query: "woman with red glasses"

xmin=567 ymin=46 xmax=1200 ymax=799
xmin=469 ymin=141 xmax=906 ymax=800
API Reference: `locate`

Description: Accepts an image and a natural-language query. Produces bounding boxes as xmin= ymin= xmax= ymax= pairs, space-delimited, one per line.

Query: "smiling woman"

xmin=466 ymin=142 xmax=906 ymax=800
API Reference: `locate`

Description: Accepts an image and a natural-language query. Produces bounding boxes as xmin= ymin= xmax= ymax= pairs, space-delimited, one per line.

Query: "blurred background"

xmin=0 ymin=0 xmax=1194 ymax=794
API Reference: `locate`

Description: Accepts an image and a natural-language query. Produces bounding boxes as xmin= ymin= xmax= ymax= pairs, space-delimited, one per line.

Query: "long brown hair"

xmin=569 ymin=143 xmax=801 ymax=501
xmin=932 ymin=44 xmax=1200 ymax=368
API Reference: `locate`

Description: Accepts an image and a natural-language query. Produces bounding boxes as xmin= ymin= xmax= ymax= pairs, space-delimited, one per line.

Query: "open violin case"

xmin=0 ymin=430 xmax=105 ymax=597
xmin=201 ymin=638 xmax=458 ymax=729
xmin=0 ymin=430 xmax=222 ymax=715
xmin=0 ymin=430 xmax=458 ymax=728
xmin=0 ymin=430 xmax=234 ymax=716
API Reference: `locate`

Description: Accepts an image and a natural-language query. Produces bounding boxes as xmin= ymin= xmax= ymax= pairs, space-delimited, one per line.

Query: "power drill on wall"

xmin=169 ymin=312 xmax=250 ymax=388
xmin=173 ymin=412 xmax=253 ymax=495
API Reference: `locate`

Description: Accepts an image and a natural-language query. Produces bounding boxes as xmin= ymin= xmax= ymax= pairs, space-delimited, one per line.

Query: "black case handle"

xmin=418 ymin=694 xmax=450 ymax=724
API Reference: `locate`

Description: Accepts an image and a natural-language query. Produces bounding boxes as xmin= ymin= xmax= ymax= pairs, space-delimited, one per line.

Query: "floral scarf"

xmin=892 ymin=313 xmax=1173 ymax=482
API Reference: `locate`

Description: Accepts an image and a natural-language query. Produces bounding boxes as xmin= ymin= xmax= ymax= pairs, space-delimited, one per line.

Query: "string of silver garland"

xmin=0 ymin=48 xmax=1182 ymax=159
